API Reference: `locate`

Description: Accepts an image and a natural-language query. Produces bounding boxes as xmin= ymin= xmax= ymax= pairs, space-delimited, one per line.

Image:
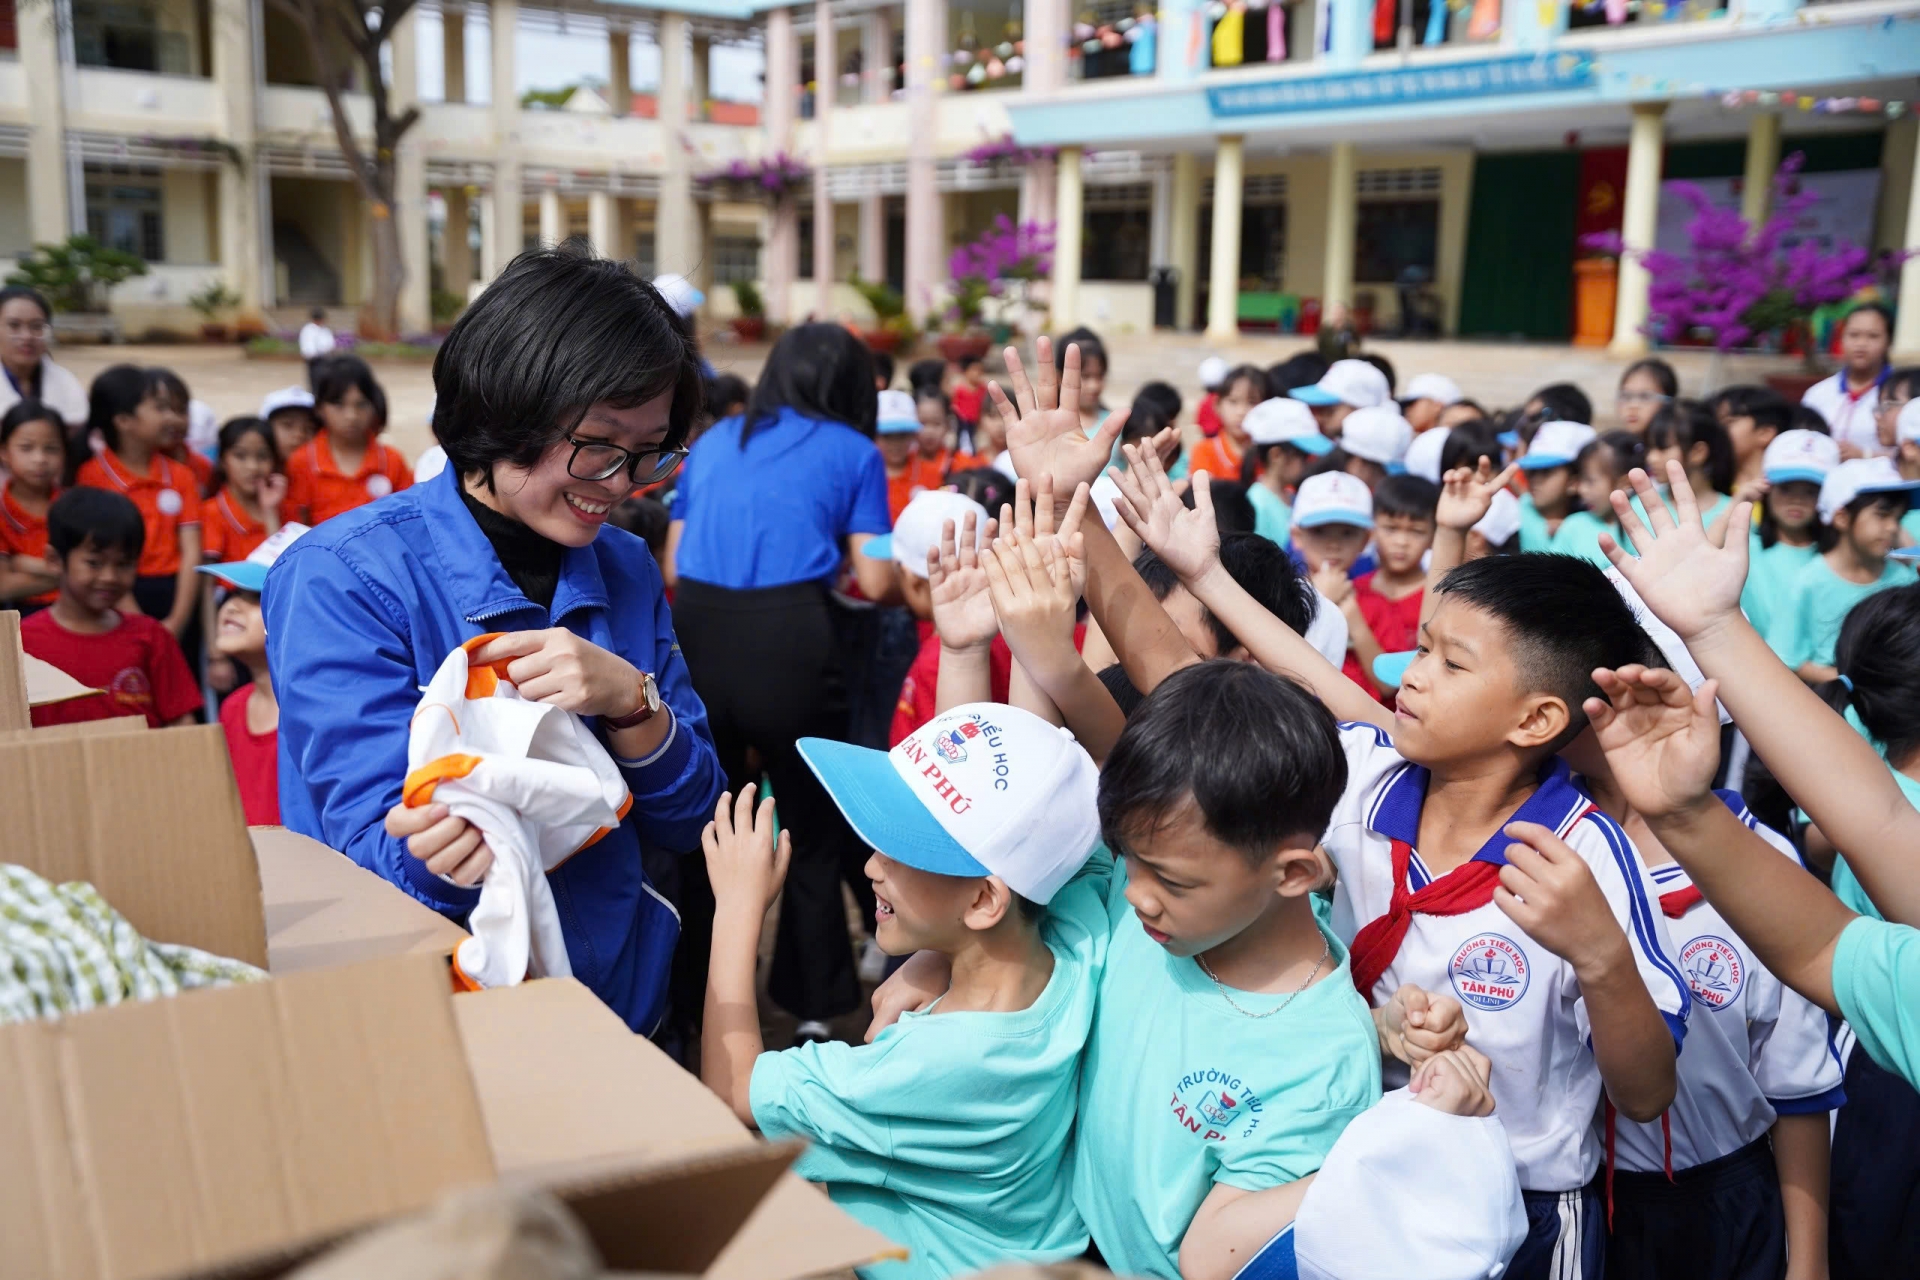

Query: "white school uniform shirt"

xmin=1609 ymin=791 xmax=1846 ymax=1174
xmin=1321 ymin=723 xmax=1692 ymax=1194
xmin=298 ymin=321 xmax=338 ymax=360
xmin=1801 ymin=371 xmax=1885 ymax=458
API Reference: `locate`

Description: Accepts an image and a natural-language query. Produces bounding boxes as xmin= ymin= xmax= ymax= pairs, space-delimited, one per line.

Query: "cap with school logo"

xmin=1291 ymin=470 xmax=1375 ymax=530
xmin=1817 ymin=456 xmax=1920 ymax=525
xmin=197 ymin=522 xmax=313 ymax=592
xmin=863 ymin=490 xmax=989 ymax=578
xmin=1404 ymin=373 xmax=1463 ymax=407
xmin=259 ymin=386 xmax=314 ymax=419
xmin=1762 ymin=429 xmax=1840 ymax=486
xmin=1290 ymin=359 xmax=1391 ymax=410
xmin=1516 ymin=421 xmax=1596 ymax=472
xmin=798 ymin=703 xmax=1099 ymax=905
xmin=1339 ymin=406 xmax=1414 ymax=469
xmin=1244 ymin=398 xmax=1333 ymax=454
xmin=877 ymin=388 xmax=920 ymax=435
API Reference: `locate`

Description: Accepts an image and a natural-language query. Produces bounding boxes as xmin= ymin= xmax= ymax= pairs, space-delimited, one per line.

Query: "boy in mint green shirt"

xmin=699 ymin=704 xmax=1107 ymax=1280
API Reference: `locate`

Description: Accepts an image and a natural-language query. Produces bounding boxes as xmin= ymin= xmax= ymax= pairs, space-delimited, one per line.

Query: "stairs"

xmin=273 ymin=222 xmax=341 ymax=306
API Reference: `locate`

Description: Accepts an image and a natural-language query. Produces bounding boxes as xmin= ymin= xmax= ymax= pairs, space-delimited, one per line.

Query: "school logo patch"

xmin=1168 ymin=1068 xmax=1265 ymax=1143
xmin=1449 ymin=933 xmax=1531 ymax=1011
xmin=1680 ymin=935 xmax=1745 ymax=1010
xmin=156 ymin=489 xmax=184 ymax=516
xmin=365 ymin=474 xmax=393 ymax=498
xmin=933 ymin=719 xmax=980 ymax=764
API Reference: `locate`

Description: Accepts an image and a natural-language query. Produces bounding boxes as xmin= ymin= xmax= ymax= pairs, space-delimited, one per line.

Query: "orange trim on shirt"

xmin=202 ymin=490 xmax=270 ymax=563
xmin=402 ymin=752 xmax=485 ymax=807
xmin=75 ymin=450 xmax=203 ymax=578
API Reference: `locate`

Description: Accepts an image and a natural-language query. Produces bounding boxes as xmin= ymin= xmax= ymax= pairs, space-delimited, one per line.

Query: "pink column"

xmin=764 ymin=5 xmax=799 ymax=325
xmin=1016 ymin=0 xmax=1062 ymax=230
xmin=812 ymin=0 xmax=835 ymax=315
xmin=903 ymin=0 xmax=945 ymax=325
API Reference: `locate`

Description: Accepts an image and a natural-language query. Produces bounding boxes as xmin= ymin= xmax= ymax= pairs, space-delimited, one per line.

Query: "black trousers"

xmin=1607 ymin=1138 xmax=1785 ymax=1280
xmin=671 ymin=578 xmax=871 ymax=1027
xmin=1830 ymin=1042 xmax=1920 ymax=1279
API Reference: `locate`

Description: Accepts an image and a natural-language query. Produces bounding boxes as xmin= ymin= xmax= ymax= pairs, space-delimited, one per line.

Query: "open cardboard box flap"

xmin=252 ymin=827 xmax=469 ymax=973
xmin=0 ymin=610 xmax=105 ymax=731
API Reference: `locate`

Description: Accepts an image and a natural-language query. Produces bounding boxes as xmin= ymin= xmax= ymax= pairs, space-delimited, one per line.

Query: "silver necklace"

xmin=1196 ymin=937 xmax=1331 ymax=1019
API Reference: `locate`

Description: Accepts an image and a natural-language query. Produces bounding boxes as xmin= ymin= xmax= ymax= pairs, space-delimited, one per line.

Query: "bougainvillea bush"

xmin=945 ymin=216 xmax=1056 ymax=329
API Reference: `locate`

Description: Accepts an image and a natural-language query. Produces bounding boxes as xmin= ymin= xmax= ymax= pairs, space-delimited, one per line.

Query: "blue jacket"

xmin=263 ymin=464 xmax=725 ymax=1035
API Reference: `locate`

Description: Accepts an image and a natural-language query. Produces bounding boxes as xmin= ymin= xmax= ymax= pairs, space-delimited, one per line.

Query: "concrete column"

xmin=444 ymin=193 xmax=473 ymax=291
xmin=656 ymin=11 xmax=697 ymax=276
xmin=1170 ymin=152 xmax=1199 ymax=330
xmin=903 ymin=0 xmax=946 ymax=324
xmin=692 ymin=37 xmax=711 ymax=116
xmin=390 ymin=9 xmax=432 ymax=332
xmin=608 ymin=24 xmax=631 ymax=117
xmin=21 ymin=0 xmax=70 ymax=243
xmin=442 ymin=6 xmax=467 ymax=102
xmin=1323 ymin=139 xmax=1356 ymax=312
xmin=658 ymin=12 xmax=687 ymax=123
xmin=1740 ymin=111 xmax=1781 ymax=231
xmin=1020 ymin=159 xmax=1057 ymax=231
xmin=539 ymin=188 xmax=564 ymax=245
xmin=862 ymin=8 xmax=893 ymax=102
xmin=1053 ymin=146 xmax=1084 ymax=330
xmin=1609 ymin=102 xmax=1666 ymax=358
xmin=1328 ymin=0 xmax=1372 ymax=66
xmin=1025 ymin=0 xmax=1067 ymax=91
xmin=764 ymin=6 xmax=799 ymax=323
xmin=859 ymin=194 xmax=885 ymax=281
xmin=1149 ymin=162 xmax=1172 ymax=267
xmin=1893 ymin=124 xmax=1920 ymax=360
xmin=490 ymin=0 xmax=524 ymax=274
xmin=813 ymin=0 xmax=835 ymax=309
xmin=588 ymin=191 xmax=619 ymax=260
xmin=1205 ymin=136 xmax=1244 ymax=342
xmin=211 ymin=0 xmax=264 ymax=312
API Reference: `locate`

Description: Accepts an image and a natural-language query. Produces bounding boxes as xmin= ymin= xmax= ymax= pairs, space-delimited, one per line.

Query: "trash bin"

xmin=1151 ymin=266 xmax=1179 ymax=329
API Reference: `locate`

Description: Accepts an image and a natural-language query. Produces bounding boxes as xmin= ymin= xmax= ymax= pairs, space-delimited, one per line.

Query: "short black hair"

xmin=906 ymin=357 xmax=944 ymax=393
xmin=311 ymin=353 xmax=389 ymax=431
xmin=609 ymin=494 xmax=671 ymax=556
xmin=87 ymin=364 xmax=179 ymax=454
xmin=1833 ymin=582 xmax=1920 ymax=768
xmin=433 ymin=246 xmax=702 ymax=479
xmin=1185 ymin=478 xmax=1256 ymax=535
xmin=1124 ymin=387 xmax=1179 ymax=443
xmin=1 ymin=397 xmax=69 ymax=451
xmin=1842 ymin=301 xmax=1894 ymax=335
xmin=1440 ymin=421 xmax=1502 ymax=476
xmin=1647 ymin=401 xmax=1735 ymax=494
xmin=1135 ymin=534 xmax=1315 ymax=655
xmin=745 ymin=322 xmax=877 ymax=443
xmin=1011 ymin=891 xmax=1046 ymax=923
xmin=212 ymin=416 xmax=279 ymax=493
xmin=705 ymin=372 xmax=750 ymax=419
xmin=0 ymin=284 xmax=54 ymax=321
xmin=1886 ymin=365 xmax=1920 ymax=405
xmin=1529 ymin=382 xmax=1593 ymax=426
xmin=1266 ymin=352 xmax=1328 ymax=398
xmin=1219 ymin=364 xmax=1269 ymax=404
xmin=873 ymin=351 xmax=897 ymax=388
xmin=47 ymin=486 xmax=145 ymax=559
xmin=1135 ymin=380 xmax=1183 ymax=422
xmin=1373 ymin=474 xmax=1439 ymax=522
xmin=1054 ymin=325 xmax=1108 ymax=378
xmin=1435 ymin=553 xmax=1658 ymax=747
xmin=1789 ymin=404 xmax=1831 ymax=436
xmin=1619 ymin=358 xmax=1679 ymax=401
xmin=1577 ymin=429 xmax=1649 ymax=490
xmin=1097 ymin=661 xmax=1145 ymax=718
xmin=959 ymin=352 xmax=986 ymax=373
xmin=947 ymin=465 xmax=1016 ymax=515
xmin=1099 ymin=660 xmax=1348 ymax=861
xmin=309 ymin=306 xmax=327 ymax=321
xmin=1713 ymin=385 xmax=1793 ymax=436
xmin=1841 ymin=491 xmax=1910 ymax=530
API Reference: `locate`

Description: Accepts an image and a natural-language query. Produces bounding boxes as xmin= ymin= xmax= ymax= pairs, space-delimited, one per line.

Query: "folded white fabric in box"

xmin=404 ymin=636 xmax=631 ymax=990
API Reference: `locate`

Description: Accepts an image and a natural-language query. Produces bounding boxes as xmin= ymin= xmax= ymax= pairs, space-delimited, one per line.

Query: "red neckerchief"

xmin=1348 ymin=838 xmax=1505 ymax=1003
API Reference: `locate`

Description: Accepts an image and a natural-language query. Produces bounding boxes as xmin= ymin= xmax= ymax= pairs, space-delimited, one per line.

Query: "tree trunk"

xmin=363 ymin=193 xmax=407 ymax=340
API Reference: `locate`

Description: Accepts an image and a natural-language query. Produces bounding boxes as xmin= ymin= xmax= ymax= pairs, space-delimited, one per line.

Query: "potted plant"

xmin=187 ymin=280 xmax=242 ymax=341
xmin=938 ymin=274 xmax=996 ymax=363
xmin=697 ymin=153 xmax=812 ymax=205
xmin=850 ymin=276 xmax=915 ymax=355
xmin=730 ymin=280 xmax=767 ymax=342
xmin=959 ymin=135 xmax=1059 ymax=180
xmin=1584 ymin=153 xmax=1898 ymax=398
xmin=4 ymin=235 xmax=148 ymax=340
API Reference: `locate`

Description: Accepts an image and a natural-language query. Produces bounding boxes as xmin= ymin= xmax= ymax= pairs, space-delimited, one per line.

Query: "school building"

xmin=2 ymin=0 xmax=1919 ymax=352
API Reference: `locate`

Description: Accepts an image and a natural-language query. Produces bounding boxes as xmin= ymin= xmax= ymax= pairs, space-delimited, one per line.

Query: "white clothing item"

xmin=414 ymin=443 xmax=450 ymax=483
xmin=1517 ymin=421 xmax=1596 ymax=471
xmin=1472 ymin=488 xmax=1520 ymax=548
xmin=1900 ymin=397 xmax=1920 ymax=444
xmin=1817 ymin=456 xmax=1920 ymax=524
xmin=1293 ymin=471 xmax=1374 ymax=530
xmin=1305 ymin=588 xmax=1350 ymax=668
xmin=1088 ymin=472 xmax=1127 ymax=530
xmin=879 ymin=490 xmax=989 ymax=577
xmin=1322 ymin=724 xmax=1691 ymax=1193
xmin=1295 ymin=1089 xmax=1527 ymax=1280
xmin=1293 ymin=359 xmax=1391 ymax=410
xmin=1198 ymin=356 xmax=1230 ymax=391
xmin=298 ymin=321 xmax=338 ymax=359
xmin=1404 ymin=427 xmax=1450 ymax=484
xmin=1762 ymin=428 xmax=1840 ymax=485
xmin=0 ymin=356 xmax=89 ymax=429
xmin=1403 ymin=373 xmax=1464 ymax=408
xmin=990 ymin=450 xmax=1019 ymax=482
xmin=1339 ymin=406 xmax=1414 ymax=467
xmin=259 ymin=385 xmax=315 ymax=420
xmin=1611 ymin=801 xmax=1844 ymax=1173
xmin=407 ymin=641 xmax=631 ymax=990
xmin=1245 ymin=396 xmax=1331 ymax=451
xmin=187 ymin=399 xmax=220 ymax=458
xmin=1801 ymin=371 xmax=1883 ymax=458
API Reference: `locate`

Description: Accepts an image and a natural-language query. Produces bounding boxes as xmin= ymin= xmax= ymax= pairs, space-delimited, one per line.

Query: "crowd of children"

xmin=10 ymin=276 xmax=1920 ymax=1280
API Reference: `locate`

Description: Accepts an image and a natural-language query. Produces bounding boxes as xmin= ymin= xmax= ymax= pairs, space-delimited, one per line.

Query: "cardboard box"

xmin=0 ymin=609 xmax=104 ymax=731
xmin=252 ymin=827 xmax=469 ymax=974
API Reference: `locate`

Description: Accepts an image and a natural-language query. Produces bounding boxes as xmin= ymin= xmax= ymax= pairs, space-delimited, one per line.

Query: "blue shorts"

xmin=1505 ymin=1175 xmax=1605 ymax=1280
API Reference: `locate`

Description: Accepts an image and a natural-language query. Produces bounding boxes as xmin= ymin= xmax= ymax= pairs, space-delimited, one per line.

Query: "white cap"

xmin=1292 ymin=471 xmax=1375 ymax=530
xmin=196 ymin=521 xmax=313 ymax=591
xmin=1472 ymin=488 xmax=1521 ymax=548
xmin=865 ymin=490 xmax=989 ymax=578
xmin=1291 ymin=359 xmax=1391 ymax=410
xmin=1762 ymin=429 xmax=1840 ymax=486
xmin=1605 ymin=565 xmax=1732 ymax=725
xmin=1818 ymin=456 xmax=1920 ymax=525
xmin=1339 ymin=406 xmax=1414 ymax=468
xmin=877 ymin=388 xmax=920 ymax=435
xmin=1405 ymin=373 xmax=1463 ymax=406
xmin=1517 ymin=420 xmax=1597 ymax=472
xmin=1404 ymin=427 xmax=1451 ymax=484
xmin=799 ymin=703 xmax=1100 ymax=905
xmin=1198 ymin=356 xmax=1230 ymax=391
xmin=1244 ymin=398 xmax=1333 ymax=454
xmin=259 ymin=385 xmax=314 ymax=419
xmin=1294 ymin=1090 xmax=1527 ymax=1280
xmin=1898 ymin=398 xmax=1920 ymax=445
xmin=186 ymin=399 xmax=219 ymax=456
xmin=652 ymin=272 xmax=705 ymax=318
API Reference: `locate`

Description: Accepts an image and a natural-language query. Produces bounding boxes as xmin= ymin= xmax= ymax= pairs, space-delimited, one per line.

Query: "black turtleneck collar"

xmin=459 ymin=483 xmax=566 ymax=611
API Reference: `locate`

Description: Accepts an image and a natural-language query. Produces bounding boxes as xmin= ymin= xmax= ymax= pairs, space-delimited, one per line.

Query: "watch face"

xmin=643 ymin=674 xmax=662 ymax=713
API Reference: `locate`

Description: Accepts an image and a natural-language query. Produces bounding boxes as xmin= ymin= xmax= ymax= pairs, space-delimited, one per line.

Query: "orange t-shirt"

xmin=1184 ymin=434 xmax=1245 ymax=483
xmin=285 ymin=432 xmax=412 ymax=527
xmin=201 ymin=489 xmax=270 ymax=564
xmin=177 ymin=449 xmax=215 ymax=497
xmin=0 ymin=479 xmax=57 ymax=605
xmin=886 ymin=455 xmax=948 ymax=523
xmin=75 ymin=450 xmax=203 ymax=578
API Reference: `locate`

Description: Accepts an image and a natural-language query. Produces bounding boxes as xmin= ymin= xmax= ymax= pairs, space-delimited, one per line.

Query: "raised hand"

xmin=1600 ymin=462 xmax=1752 ymax=643
xmin=1107 ymin=439 xmax=1221 ymax=583
xmin=990 ymin=338 xmax=1128 ymax=507
xmin=1434 ymin=457 xmax=1521 ymax=533
xmin=982 ymin=486 xmax=1089 ymax=687
xmin=1585 ymin=664 xmax=1723 ymax=822
xmin=927 ymin=508 xmax=1000 ymax=652
xmin=702 ymin=784 xmax=793 ymax=916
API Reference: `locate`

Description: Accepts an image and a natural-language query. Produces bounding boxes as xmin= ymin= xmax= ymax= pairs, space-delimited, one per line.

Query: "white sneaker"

xmin=857 ymin=938 xmax=888 ymax=985
xmin=793 ymin=1019 xmax=833 ymax=1045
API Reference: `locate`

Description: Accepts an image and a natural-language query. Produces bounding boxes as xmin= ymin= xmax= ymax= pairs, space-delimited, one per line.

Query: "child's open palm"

xmin=1435 ymin=457 xmax=1520 ymax=532
xmin=702 ymin=785 xmax=792 ymax=916
xmin=1109 ymin=440 xmax=1220 ymax=582
xmin=990 ymin=338 xmax=1128 ymax=507
xmin=1585 ymin=665 xmax=1723 ymax=822
xmin=927 ymin=508 xmax=1000 ymax=652
xmin=1601 ymin=462 xmax=1752 ymax=643
xmin=982 ymin=480 xmax=1089 ymax=684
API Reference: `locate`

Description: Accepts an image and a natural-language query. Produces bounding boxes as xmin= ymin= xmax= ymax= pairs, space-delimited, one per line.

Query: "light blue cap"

xmin=196 ymin=560 xmax=269 ymax=592
xmin=1516 ymin=453 xmax=1576 ymax=472
xmin=1289 ymin=385 xmax=1339 ymax=406
xmin=1372 ymin=650 xmax=1415 ymax=689
xmin=797 ymin=737 xmax=989 ymax=879
xmin=1764 ymin=467 xmax=1827 ymax=486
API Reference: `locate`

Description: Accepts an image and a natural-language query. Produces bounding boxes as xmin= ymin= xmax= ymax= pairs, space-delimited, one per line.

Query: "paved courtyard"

xmin=58 ymin=330 xmax=1808 ymax=465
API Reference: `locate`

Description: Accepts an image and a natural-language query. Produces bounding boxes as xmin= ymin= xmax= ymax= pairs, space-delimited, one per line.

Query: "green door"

xmin=1457 ymin=151 xmax=1582 ymax=342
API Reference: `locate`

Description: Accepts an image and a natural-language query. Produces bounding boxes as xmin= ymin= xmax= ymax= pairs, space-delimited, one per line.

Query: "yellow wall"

xmin=0 ymin=160 xmax=30 ymax=255
xmin=1878 ymin=117 xmax=1916 ymax=259
xmin=161 ymin=170 xmax=215 ymax=264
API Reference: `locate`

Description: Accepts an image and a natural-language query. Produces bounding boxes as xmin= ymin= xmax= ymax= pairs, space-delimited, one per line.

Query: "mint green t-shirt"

xmin=1248 ymin=483 xmax=1292 ymax=549
xmin=750 ymin=867 xmax=1110 ymax=1280
xmin=1764 ymin=556 xmax=1918 ymax=671
xmin=1739 ymin=536 xmax=1820 ymax=644
xmin=1834 ymin=916 xmax=1920 ymax=1089
xmin=1517 ymin=493 xmax=1562 ymax=554
xmin=1902 ymin=508 xmax=1920 ymax=546
xmin=1549 ymin=510 xmax=1616 ymax=567
xmin=1072 ymin=854 xmax=1381 ymax=1280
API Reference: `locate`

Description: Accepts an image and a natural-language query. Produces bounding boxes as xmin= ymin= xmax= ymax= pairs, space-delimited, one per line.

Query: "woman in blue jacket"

xmin=264 ymin=245 xmax=726 ymax=1037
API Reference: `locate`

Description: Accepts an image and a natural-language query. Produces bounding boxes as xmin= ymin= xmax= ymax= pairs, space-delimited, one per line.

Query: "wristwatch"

xmin=603 ymin=672 xmax=663 ymax=730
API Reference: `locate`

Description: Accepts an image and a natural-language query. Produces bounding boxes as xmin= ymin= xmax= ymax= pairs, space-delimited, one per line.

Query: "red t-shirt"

xmin=889 ymin=622 xmax=1089 ymax=745
xmin=219 ymin=685 xmax=280 ymax=824
xmin=952 ymin=383 xmax=985 ymax=426
xmin=1341 ymin=572 xmax=1424 ymax=704
xmin=22 ymin=607 xmax=200 ymax=728
xmin=1197 ymin=392 xmax=1222 ymax=438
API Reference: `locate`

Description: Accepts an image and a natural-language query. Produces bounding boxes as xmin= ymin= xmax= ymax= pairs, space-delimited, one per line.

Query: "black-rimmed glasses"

xmin=566 ymin=436 xmax=688 ymax=486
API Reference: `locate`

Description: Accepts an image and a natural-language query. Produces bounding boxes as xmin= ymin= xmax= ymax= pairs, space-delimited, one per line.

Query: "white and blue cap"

xmin=196 ymin=522 xmax=312 ymax=593
xmin=863 ymin=489 xmax=989 ymax=578
xmin=1404 ymin=426 xmax=1450 ymax=484
xmin=1762 ymin=429 xmax=1840 ymax=486
xmin=1473 ymin=487 xmax=1521 ymax=548
xmin=1291 ymin=471 xmax=1374 ymax=530
xmin=259 ymin=385 xmax=314 ymax=419
xmin=1290 ymin=359 xmax=1391 ymax=410
xmin=1818 ymin=456 xmax=1920 ymax=525
xmin=877 ymin=388 xmax=920 ymax=435
xmin=1516 ymin=420 xmax=1596 ymax=472
xmin=798 ymin=703 xmax=1100 ymax=905
xmin=1404 ymin=373 xmax=1463 ymax=407
xmin=652 ymin=272 xmax=705 ymax=318
xmin=1340 ymin=406 xmax=1414 ymax=470
xmin=1244 ymin=397 xmax=1333 ymax=455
